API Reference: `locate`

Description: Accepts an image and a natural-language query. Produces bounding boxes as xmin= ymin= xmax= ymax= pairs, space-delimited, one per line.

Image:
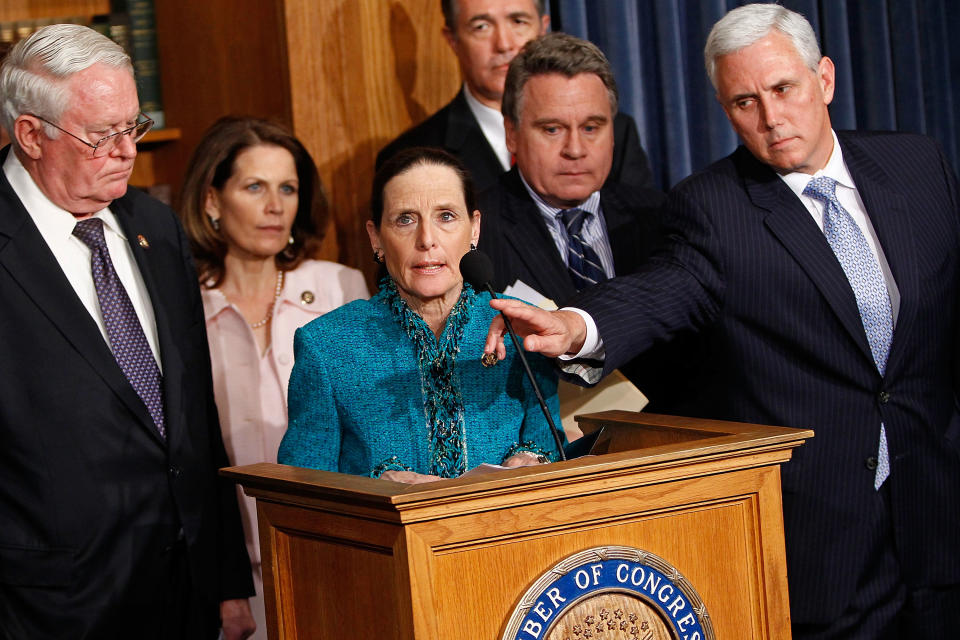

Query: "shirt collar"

xmin=779 ymin=130 xmax=855 ymax=197
xmin=462 ymin=83 xmax=505 ymax=133
xmin=3 ymin=148 xmax=124 ymax=241
xmin=518 ymin=170 xmax=601 ymax=220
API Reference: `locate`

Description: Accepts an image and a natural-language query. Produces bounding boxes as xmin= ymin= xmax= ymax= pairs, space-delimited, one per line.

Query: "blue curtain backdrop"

xmin=549 ymin=0 xmax=960 ymax=189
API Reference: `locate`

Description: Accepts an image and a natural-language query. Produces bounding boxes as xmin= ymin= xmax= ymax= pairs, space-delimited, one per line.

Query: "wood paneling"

xmin=282 ymin=0 xmax=459 ymax=276
xmin=151 ymin=0 xmax=290 ymax=219
xmin=0 ymin=1 xmax=106 ymax=22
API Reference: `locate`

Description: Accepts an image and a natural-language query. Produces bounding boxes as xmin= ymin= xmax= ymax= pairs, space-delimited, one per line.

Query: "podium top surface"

xmin=222 ymin=412 xmax=812 ymax=519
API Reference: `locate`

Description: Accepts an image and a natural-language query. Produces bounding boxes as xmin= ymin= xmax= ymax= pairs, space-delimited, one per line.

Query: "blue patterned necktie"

xmin=559 ymin=208 xmax=607 ymax=290
xmin=73 ymin=219 xmax=165 ymax=438
xmin=803 ymin=176 xmax=891 ymax=488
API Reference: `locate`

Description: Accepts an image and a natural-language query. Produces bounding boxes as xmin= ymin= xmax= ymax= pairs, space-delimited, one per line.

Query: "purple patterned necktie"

xmin=73 ymin=218 xmax=165 ymax=438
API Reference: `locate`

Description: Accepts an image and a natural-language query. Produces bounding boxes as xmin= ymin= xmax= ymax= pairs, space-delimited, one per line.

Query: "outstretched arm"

xmin=483 ymin=298 xmax=588 ymax=360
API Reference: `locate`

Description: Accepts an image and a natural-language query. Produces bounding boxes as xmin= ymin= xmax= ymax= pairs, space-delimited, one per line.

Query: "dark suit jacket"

xmin=0 ymin=147 xmax=253 ymax=638
xmin=574 ymin=132 xmax=960 ymax=625
xmin=376 ymin=88 xmax=656 ymax=193
xmin=477 ymin=166 xmax=664 ymax=306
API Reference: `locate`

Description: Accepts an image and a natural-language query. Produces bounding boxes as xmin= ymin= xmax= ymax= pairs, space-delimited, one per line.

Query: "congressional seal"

xmin=502 ymin=546 xmax=715 ymax=640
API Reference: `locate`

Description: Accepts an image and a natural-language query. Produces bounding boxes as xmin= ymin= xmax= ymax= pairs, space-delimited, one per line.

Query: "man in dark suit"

xmin=0 ymin=25 xmax=254 ymax=639
xmin=375 ymin=0 xmax=655 ymax=192
xmin=484 ymin=5 xmax=960 ymax=638
xmin=477 ymin=32 xmax=664 ymax=307
xmin=478 ymin=32 xmax=687 ymax=409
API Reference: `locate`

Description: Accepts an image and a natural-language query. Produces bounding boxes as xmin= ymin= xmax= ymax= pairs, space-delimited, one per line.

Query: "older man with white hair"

xmin=0 ymin=24 xmax=255 ymax=638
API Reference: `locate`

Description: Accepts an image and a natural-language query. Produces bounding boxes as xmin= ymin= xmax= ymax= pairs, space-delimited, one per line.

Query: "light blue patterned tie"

xmin=804 ymin=176 xmax=891 ymax=489
xmin=74 ymin=219 xmax=166 ymax=438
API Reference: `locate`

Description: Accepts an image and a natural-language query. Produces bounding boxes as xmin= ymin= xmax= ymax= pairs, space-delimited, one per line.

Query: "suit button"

xmin=168 ymin=465 xmax=181 ymax=478
xmin=879 ymin=391 xmax=890 ymax=404
xmin=278 ymin=353 xmax=291 ymax=366
xmin=865 ymin=456 xmax=878 ymax=470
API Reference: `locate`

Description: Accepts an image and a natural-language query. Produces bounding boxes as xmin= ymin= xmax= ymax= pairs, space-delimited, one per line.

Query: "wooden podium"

xmin=223 ymin=412 xmax=812 ymax=639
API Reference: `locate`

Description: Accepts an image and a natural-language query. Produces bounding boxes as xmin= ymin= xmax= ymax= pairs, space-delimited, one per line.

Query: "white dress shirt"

xmin=463 ymin=83 xmax=512 ymax=171
xmin=3 ymin=150 xmax=162 ymax=368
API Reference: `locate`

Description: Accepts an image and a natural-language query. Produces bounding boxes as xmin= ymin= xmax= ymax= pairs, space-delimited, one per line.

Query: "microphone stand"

xmin=482 ymin=284 xmax=567 ymax=461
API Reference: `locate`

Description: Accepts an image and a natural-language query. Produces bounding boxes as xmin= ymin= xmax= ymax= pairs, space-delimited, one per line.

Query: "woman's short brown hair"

xmin=178 ymin=116 xmax=329 ymax=286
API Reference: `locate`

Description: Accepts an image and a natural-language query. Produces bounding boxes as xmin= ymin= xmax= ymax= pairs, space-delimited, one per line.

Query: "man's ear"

xmin=13 ymin=115 xmax=45 ymax=160
xmin=442 ymin=25 xmax=458 ymax=52
xmin=504 ymin=117 xmax=518 ymax=155
xmin=817 ymin=56 xmax=836 ymax=106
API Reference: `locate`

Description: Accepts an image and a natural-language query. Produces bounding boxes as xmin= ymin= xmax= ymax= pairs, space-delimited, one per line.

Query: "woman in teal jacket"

xmin=278 ymin=148 xmax=561 ymax=482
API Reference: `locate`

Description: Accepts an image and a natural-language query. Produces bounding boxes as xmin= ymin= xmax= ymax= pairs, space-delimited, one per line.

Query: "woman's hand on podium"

xmin=380 ymin=470 xmax=444 ymax=484
xmin=502 ymin=451 xmax=549 ymax=467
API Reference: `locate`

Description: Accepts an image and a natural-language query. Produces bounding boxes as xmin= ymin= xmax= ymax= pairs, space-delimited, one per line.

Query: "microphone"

xmin=460 ymin=249 xmax=567 ymax=461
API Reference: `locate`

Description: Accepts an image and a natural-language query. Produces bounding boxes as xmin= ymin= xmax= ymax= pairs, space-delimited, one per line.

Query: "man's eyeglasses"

xmin=34 ymin=114 xmax=154 ymax=158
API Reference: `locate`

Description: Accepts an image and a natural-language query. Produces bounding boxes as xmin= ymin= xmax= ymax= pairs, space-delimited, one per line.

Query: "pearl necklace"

xmin=249 ymin=270 xmax=284 ymax=329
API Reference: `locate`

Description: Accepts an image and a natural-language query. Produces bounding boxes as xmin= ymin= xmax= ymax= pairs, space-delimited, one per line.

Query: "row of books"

xmin=1 ymin=1 xmax=165 ymax=129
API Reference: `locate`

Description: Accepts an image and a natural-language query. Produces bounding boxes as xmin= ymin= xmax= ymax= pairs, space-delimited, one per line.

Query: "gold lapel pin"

xmin=137 ymin=234 xmax=149 ymax=249
xmin=300 ymin=291 xmax=315 ymax=304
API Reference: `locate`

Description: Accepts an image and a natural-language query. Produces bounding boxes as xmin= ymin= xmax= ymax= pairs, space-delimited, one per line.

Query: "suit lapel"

xmin=444 ymin=90 xmax=506 ymax=184
xmin=599 ymin=186 xmax=637 ymax=277
xmin=741 ymin=149 xmax=877 ymax=363
xmin=838 ymin=134 xmax=918 ymax=377
xmin=499 ymin=170 xmax=577 ymax=304
xmin=0 ymin=162 xmax=162 ymax=443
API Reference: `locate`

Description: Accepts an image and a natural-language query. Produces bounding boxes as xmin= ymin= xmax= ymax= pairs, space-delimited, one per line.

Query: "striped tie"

xmin=560 ymin=208 xmax=607 ymax=290
xmin=804 ymin=176 xmax=892 ymax=489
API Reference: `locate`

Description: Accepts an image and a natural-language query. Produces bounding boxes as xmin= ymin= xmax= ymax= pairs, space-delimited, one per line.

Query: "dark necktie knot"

xmin=560 ymin=208 xmax=588 ymax=237
xmin=73 ymin=218 xmax=107 ymax=251
xmin=557 ymin=207 xmax=605 ymax=290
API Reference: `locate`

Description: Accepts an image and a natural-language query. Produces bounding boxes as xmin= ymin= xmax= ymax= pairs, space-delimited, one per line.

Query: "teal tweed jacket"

xmin=278 ymin=283 xmax=561 ymax=477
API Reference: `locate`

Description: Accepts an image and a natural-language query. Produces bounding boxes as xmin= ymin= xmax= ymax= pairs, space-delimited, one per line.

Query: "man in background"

xmin=478 ymin=32 xmax=691 ymax=411
xmin=477 ymin=32 xmax=663 ymax=306
xmin=0 ymin=24 xmax=254 ymax=638
xmin=485 ymin=5 xmax=960 ymax=637
xmin=376 ymin=0 xmax=655 ymax=192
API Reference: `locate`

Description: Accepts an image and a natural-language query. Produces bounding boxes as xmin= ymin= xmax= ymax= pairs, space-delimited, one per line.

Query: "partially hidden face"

xmin=714 ymin=29 xmax=835 ymax=175
xmin=369 ymin=163 xmax=481 ymax=307
xmin=34 ymin=63 xmax=140 ymax=215
xmin=506 ymin=72 xmax=614 ymax=208
xmin=205 ymin=144 xmax=299 ymax=261
xmin=444 ymin=0 xmax=549 ymax=107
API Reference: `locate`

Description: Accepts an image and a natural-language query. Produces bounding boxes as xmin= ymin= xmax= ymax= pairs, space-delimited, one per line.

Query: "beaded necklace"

xmin=382 ymin=278 xmax=473 ymax=477
xmin=249 ymin=270 xmax=284 ymax=329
